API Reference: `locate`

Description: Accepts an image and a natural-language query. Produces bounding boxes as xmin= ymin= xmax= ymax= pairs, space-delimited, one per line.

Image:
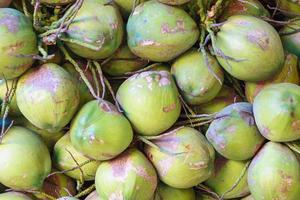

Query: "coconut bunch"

xmin=0 ymin=0 xmax=299 ymax=200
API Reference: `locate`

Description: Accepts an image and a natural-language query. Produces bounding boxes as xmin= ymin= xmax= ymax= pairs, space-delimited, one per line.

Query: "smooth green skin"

xmin=0 ymin=192 xmax=33 ymax=200
xmin=0 ymin=0 xmax=11 ymax=7
xmin=205 ymin=156 xmax=250 ymax=199
xmin=219 ymin=0 xmax=269 ymax=21
xmin=0 ymin=79 xmax=21 ymax=116
xmin=281 ymin=19 xmax=300 ymax=58
xmin=245 ymin=53 xmax=300 ymax=103
xmin=16 ymin=63 xmax=80 ymax=133
xmin=63 ymin=62 xmax=94 ymax=108
xmin=102 ymin=44 xmax=148 ymax=76
xmin=70 ymin=100 xmax=133 ymax=160
xmin=65 ymin=0 xmax=123 ymax=59
xmin=95 ymin=148 xmax=157 ymax=200
xmin=277 ymin=0 xmax=300 ymax=17
xmin=253 ymin=83 xmax=300 ymax=142
xmin=114 ymin=0 xmax=145 ymax=18
xmin=0 ymin=126 xmax=51 ymax=190
xmin=40 ymin=0 xmax=74 ymax=5
xmin=193 ymin=85 xmax=241 ymax=115
xmin=248 ymin=142 xmax=300 ymax=200
xmin=85 ymin=191 xmax=100 ymax=200
xmin=216 ymin=15 xmax=284 ymax=81
xmin=117 ymin=71 xmax=181 ymax=136
xmin=0 ymin=8 xmax=37 ymax=79
xmin=127 ymin=0 xmax=199 ymax=62
xmin=155 ymin=182 xmax=196 ymax=200
xmin=53 ymin=133 xmax=101 ymax=181
xmin=171 ymin=49 xmax=224 ymax=105
xmin=158 ymin=0 xmax=191 ymax=5
xmin=145 ymin=126 xmax=215 ymax=188
xmin=206 ymin=102 xmax=265 ymax=161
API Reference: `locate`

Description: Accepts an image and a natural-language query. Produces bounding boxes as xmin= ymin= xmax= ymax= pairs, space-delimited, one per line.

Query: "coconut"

xmin=218 ymin=0 xmax=269 ymax=21
xmin=85 ymin=191 xmax=100 ymax=200
xmin=70 ymin=100 xmax=133 ymax=160
xmin=276 ymin=0 xmax=300 ymax=17
xmin=253 ymin=83 xmax=300 ymax=142
xmin=281 ymin=19 xmax=300 ymax=58
xmin=205 ymin=156 xmax=250 ymax=199
xmin=193 ymin=85 xmax=241 ymax=115
xmin=0 ymin=8 xmax=37 ymax=79
xmin=114 ymin=0 xmax=145 ymax=18
xmin=53 ymin=133 xmax=101 ymax=181
xmin=248 ymin=142 xmax=300 ymax=200
xmin=171 ymin=49 xmax=224 ymax=105
xmin=117 ymin=70 xmax=181 ymax=136
xmin=0 ymin=192 xmax=33 ymax=200
xmin=0 ymin=126 xmax=51 ymax=190
xmin=215 ymin=15 xmax=284 ymax=81
xmin=95 ymin=148 xmax=157 ymax=200
xmin=127 ymin=0 xmax=199 ymax=62
xmin=145 ymin=126 xmax=215 ymax=188
xmin=0 ymin=79 xmax=21 ymax=116
xmin=64 ymin=0 xmax=123 ymax=59
xmin=206 ymin=102 xmax=265 ymax=161
xmin=40 ymin=0 xmax=74 ymax=5
xmin=16 ymin=63 xmax=79 ymax=133
xmin=245 ymin=53 xmax=299 ymax=103
xmin=102 ymin=44 xmax=148 ymax=77
xmin=155 ymin=182 xmax=196 ymax=200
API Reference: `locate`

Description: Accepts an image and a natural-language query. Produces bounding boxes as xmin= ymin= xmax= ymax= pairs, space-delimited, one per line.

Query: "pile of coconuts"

xmin=0 ymin=0 xmax=300 ymax=199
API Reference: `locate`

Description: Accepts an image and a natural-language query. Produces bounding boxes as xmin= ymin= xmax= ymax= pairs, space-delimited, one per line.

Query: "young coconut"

xmin=16 ymin=63 xmax=80 ymax=133
xmin=0 ymin=192 xmax=33 ymax=200
xmin=127 ymin=0 xmax=199 ymax=62
xmin=0 ymin=126 xmax=51 ymax=190
xmin=95 ymin=148 xmax=158 ymax=200
xmin=114 ymin=0 xmax=145 ymax=19
xmin=63 ymin=0 xmax=123 ymax=59
xmin=245 ymin=53 xmax=299 ymax=103
xmin=171 ymin=49 xmax=224 ymax=105
xmin=0 ymin=8 xmax=37 ymax=79
xmin=53 ymin=133 xmax=101 ymax=181
xmin=40 ymin=0 xmax=75 ymax=5
xmin=206 ymin=102 xmax=265 ymax=161
xmin=0 ymin=79 xmax=21 ymax=116
xmin=218 ymin=0 xmax=270 ymax=21
xmin=85 ymin=191 xmax=100 ymax=200
xmin=0 ymin=0 xmax=11 ymax=7
xmin=102 ymin=44 xmax=148 ymax=76
xmin=281 ymin=19 xmax=300 ymax=58
xmin=144 ymin=126 xmax=215 ymax=189
xmin=117 ymin=70 xmax=181 ymax=136
xmin=215 ymin=15 xmax=284 ymax=81
xmin=248 ymin=142 xmax=300 ymax=200
xmin=155 ymin=182 xmax=196 ymax=200
xmin=70 ymin=100 xmax=133 ymax=161
xmin=276 ymin=0 xmax=300 ymax=17
xmin=205 ymin=156 xmax=250 ymax=199
xmin=193 ymin=85 xmax=241 ymax=115
xmin=253 ymin=83 xmax=300 ymax=142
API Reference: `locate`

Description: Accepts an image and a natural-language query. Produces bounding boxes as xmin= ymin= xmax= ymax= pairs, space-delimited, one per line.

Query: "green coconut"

xmin=40 ymin=0 xmax=74 ymax=5
xmin=171 ymin=49 xmax=224 ymax=105
xmin=64 ymin=0 xmax=123 ymax=59
xmin=277 ymin=0 xmax=300 ymax=17
xmin=155 ymin=182 xmax=196 ymax=200
xmin=102 ymin=44 xmax=148 ymax=76
xmin=219 ymin=0 xmax=269 ymax=21
xmin=281 ymin=19 xmax=300 ymax=58
xmin=0 ymin=8 xmax=37 ymax=79
xmin=114 ymin=0 xmax=145 ymax=18
xmin=117 ymin=70 xmax=181 ymax=136
xmin=215 ymin=15 xmax=284 ymax=81
xmin=145 ymin=126 xmax=215 ymax=188
xmin=0 ymin=79 xmax=21 ymax=116
xmin=70 ymin=100 xmax=133 ymax=160
xmin=245 ymin=53 xmax=299 ymax=103
xmin=0 ymin=192 xmax=33 ymax=200
xmin=16 ymin=63 xmax=80 ymax=133
xmin=193 ymin=85 xmax=241 ymax=115
xmin=95 ymin=148 xmax=158 ymax=200
xmin=127 ymin=0 xmax=199 ymax=62
xmin=248 ymin=142 xmax=300 ymax=200
xmin=205 ymin=156 xmax=250 ymax=199
xmin=0 ymin=0 xmax=11 ymax=7
xmin=53 ymin=133 xmax=101 ymax=181
xmin=85 ymin=191 xmax=100 ymax=200
xmin=206 ymin=102 xmax=265 ymax=161
xmin=253 ymin=83 xmax=300 ymax=142
xmin=0 ymin=126 xmax=51 ymax=190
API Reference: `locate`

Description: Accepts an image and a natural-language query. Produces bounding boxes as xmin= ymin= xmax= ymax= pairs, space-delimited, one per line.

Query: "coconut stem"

xmin=22 ymin=0 xmax=31 ymax=18
xmin=27 ymin=190 xmax=56 ymax=200
xmin=286 ymin=142 xmax=300 ymax=154
xmin=93 ymin=61 xmax=106 ymax=99
xmin=196 ymin=184 xmax=221 ymax=199
xmin=74 ymin=184 xmax=95 ymax=198
xmin=179 ymin=94 xmax=195 ymax=115
xmin=90 ymin=62 xmax=101 ymax=97
xmin=125 ymin=62 xmax=159 ymax=76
